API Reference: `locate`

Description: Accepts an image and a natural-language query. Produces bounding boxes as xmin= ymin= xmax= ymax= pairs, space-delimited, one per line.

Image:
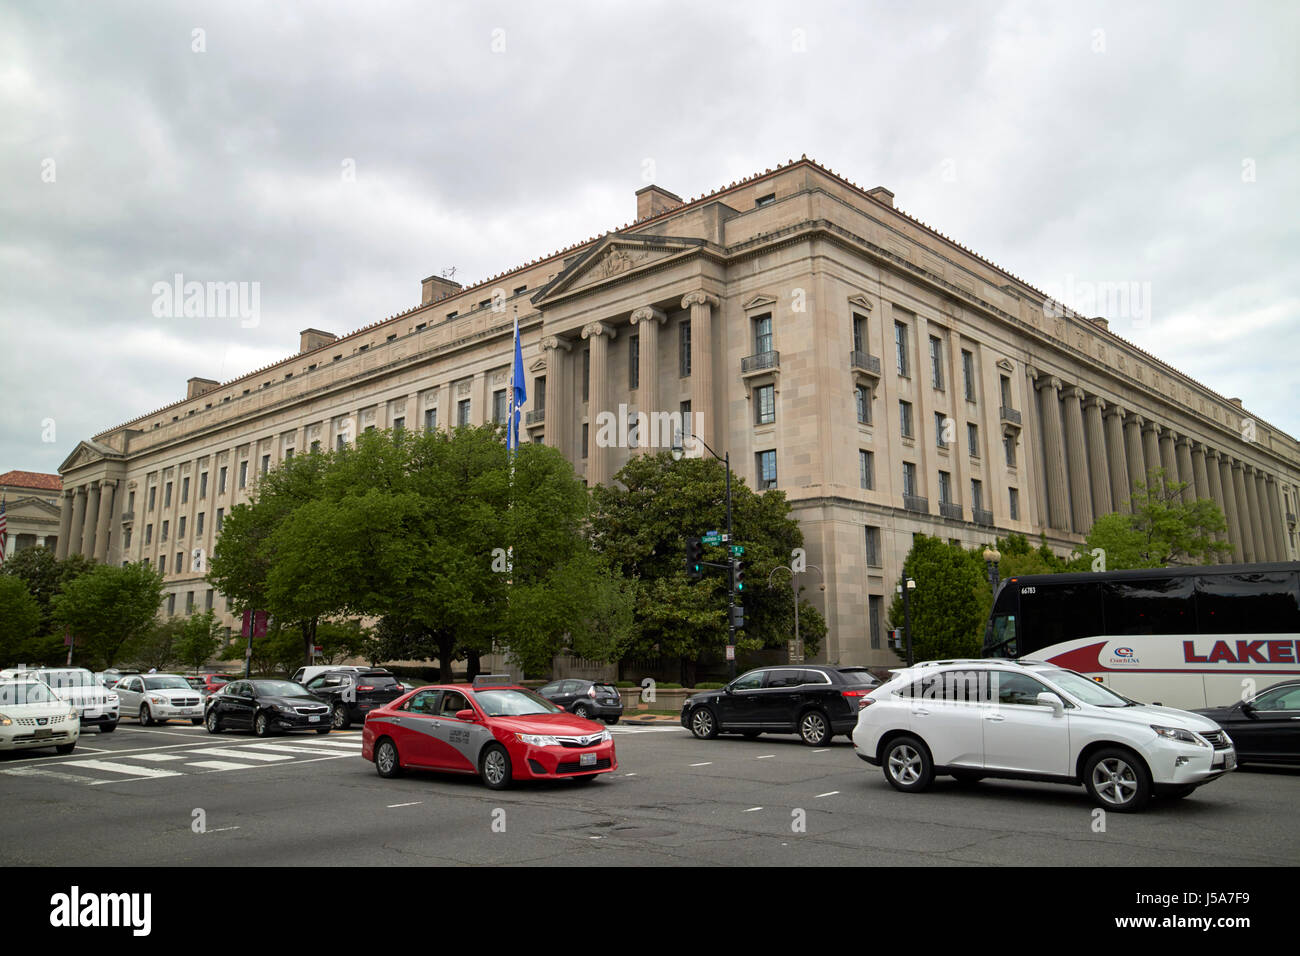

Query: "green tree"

xmin=129 ymin=617 xmax=185 ymax=672
xmin=1 ymin=548 xmax=95 ymax=663
xmin=888 ymin=536 xmax=989 ymax=662
xmin=590 ymin=452 xmax=825 ymax=681
xmin=52 ymin=562 xmax=166 ymax=669
xmin=1078 ymin=468 xmax=1229 ymax=569
xmin=993 ymin=532 xmax=1070 ymax=580
xmin=0 ymin=575 xmax=42 ymax=665
xmin=174 ymin=610 xmax=223 ymax=672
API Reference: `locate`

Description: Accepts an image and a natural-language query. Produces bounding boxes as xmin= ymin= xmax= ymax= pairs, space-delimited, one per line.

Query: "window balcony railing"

xmin=525 ymin=409 xmax=545 ymax=425
xmin=120 ymin=511 xmax=134 ymax=523
xmin=939 ymin=502 xmax=964 ymax=521
xmin=741 ymin=350 xmax=780 ymax=375
xmin=972 ymin=507 xmax=995 ymax=527
xmin=1000 ymin=405 xmax=1022 ymax=427
xmin=902 ymin=494 xmax=929 ymax=514
xmin=850 ymin=350 xmax=882 ymax=376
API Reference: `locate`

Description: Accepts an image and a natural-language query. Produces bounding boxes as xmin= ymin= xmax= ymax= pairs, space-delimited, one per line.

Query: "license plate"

xmin=309 ymin=716 xmax=320 ymax=723
xmin=579 ymin=752 xmax=596 ymax=767
xmin=35 ymin=729 xmax=52 ymax=739
xmin=1224 ymin=752 xmax=1236 ymax=771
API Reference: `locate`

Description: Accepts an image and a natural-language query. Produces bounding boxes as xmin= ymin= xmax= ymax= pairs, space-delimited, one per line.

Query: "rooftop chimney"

xmin=186 ymin=377 xmax=219 ymax=400
xmin=1089 ymin=316 xmax=1109 ymax=331
xmin=299 ymin=328 xmax=338 ymax=353
xmin=636 ymin=184 xmax=684 ymax=220
xmin=422 ymin=274 xmax=463 ymax=305
xmin=867 ymin=186 xmax=895 ymax=208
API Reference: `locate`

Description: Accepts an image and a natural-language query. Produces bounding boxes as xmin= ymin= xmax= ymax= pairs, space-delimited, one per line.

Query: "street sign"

xmin=725 ymin=645 xmax=735 ymax=661
xmin=702 ymin=531 xmax=723 ymax=545
xmin=730 ymin=545 xmax=744 ymax=555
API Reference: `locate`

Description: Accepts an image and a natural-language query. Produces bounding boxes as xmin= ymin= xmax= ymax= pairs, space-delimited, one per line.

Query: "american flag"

xmin=0 ymin=496 xmax=7 ymax=565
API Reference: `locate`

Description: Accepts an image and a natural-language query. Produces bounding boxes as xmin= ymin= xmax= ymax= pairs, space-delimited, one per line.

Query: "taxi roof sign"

xmin=471 ymin=673 xmax=516 ymax=688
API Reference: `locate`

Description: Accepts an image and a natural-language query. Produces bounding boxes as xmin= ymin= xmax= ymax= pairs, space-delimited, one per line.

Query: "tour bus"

xmin=983 ymin=561 xmax=1300 ymax=709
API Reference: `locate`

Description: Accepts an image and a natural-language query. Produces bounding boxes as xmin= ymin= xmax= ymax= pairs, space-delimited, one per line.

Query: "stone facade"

xmin=0 ymin=471 xmax=63 ymax=559
xmin=57 ymin=157 xmax=1300 ymax=661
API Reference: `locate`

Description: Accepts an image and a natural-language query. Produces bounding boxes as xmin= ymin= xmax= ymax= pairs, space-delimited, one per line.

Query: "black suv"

xmin=303 ymin=668 xmax=405 ymax=729
xmin=681 ymin=665 xmax=880 ymax=746
xmin=536 ymin=679 xmax=624 ymax=724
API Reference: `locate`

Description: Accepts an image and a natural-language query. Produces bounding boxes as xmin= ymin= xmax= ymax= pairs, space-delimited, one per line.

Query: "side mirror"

xmin=455 ymin=709 xmax=477 ymax=722
xmin=723 ymin=685 xmax=733 ymax=694
xmin=1241 ymin=702 xmax=1257 ymax=718
xmin=1036 ymin=692 xmax=1065 ymax=717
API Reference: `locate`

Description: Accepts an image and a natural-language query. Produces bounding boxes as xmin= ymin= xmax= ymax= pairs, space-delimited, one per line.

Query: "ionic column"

xmin=56 ymin=489 xmax=74 ymax=559
xmin=93 ymin=479 xmax=116 ymax=563
xmin=1062 ymin=387 xmax=1093 ymax=531
xmin=1230 ymin=460 xmax=1256 ymax=562
xmin=1264 ymin=475 xmax=1285 ymax=561
xmin=1158 ymin=428 xmax=1179 ymax=494
xmin=1216 ymin=454 xmax=1243 ymax=561
xmin=1104 ymin=405 xmax=1131 ymax=514
xmin=1035 ymin=374 xmax=1071 ymax=530
xmin=82 ymin=480 xmax=101 ymax=558
xmin=1252 ymin=469 xmax=1275 ymax=561
xmin=1083 ymin=395 xmax=1112 ymax=518
xmin=682 ymin=291 xmax=719 ymax=453
xmin=1176 ymin=436 xmax=1196 ymax=504
xmin=541 ymin=335 xmax=572 ymax=458
xmin=1141 ymin=420 xmax=1161 ymax=492
xmin=1124 ymin=414 xmax=1147 ymax=505
xmin=630 ymin=306 xmax=666 ymax=453
xmin=581 ymin=321 xmax=617 ymax=486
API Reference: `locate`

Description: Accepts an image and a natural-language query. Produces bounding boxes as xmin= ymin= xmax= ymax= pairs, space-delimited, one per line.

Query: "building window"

xmin=679 ymin=320 xmax=691 ymax=377
xmin=894 ymin=321 xmax=909 ymax=377
xmin=216 ymin=508 xmax=224 ymax=531
xmin=629 ymin=335 xmax=639 ymax=389
xmin=1004 ymin=432 xmax=1017 ymax=467
xmin=161 ymin=520 xmax=169 ymax=542
xmin=902 ymin=462 xmax=918 ymax=497
xmin=178 ymin=516 xmax=187 ymax=539
xmin=753 ymin=313 xmax=773 ymax=354
xmin=181 ymin=476 xmax=190 ymax=504
xmin=392 ymin=417 xmax=404 ymax=432
xmin=425 ymin=407 xmax=438 ymax=430
xmin=186 ymin=591 xmax=195 ymax=613
xmin=175 ymin=552 xmax=183 ymax=573
xmin=1009 ymin=487 xmax=1020 ymax=520
xmin=757 ymin=450 xmax=778 ymax=489
xmin=336 ymin=433 xmax=346 ymax=451
xmin=755 ymin=192 xmax=776 ymax=206
xmin=756 ymin=384 xmax=775 ymax=425
xmin=145 ymin=524 xmax=153 ymax=545
xmin=971 ymin=479 xmax=984 ymax=513
xmin=457 ymin=399 xmax=471 ymax=427
xmin=962 ymin=350 xmax=976 ymax=402
xmin=205 ymin=590 xmax=214 ymax=612
xmin=869 ymin=594 xmax=883 ymax=649
xmin=900 ymin=401 xmax=914 ymax=439
xmin=930 ymin=336 xmax=944 ymax=389
xmin=1000 ymin=375 xmax=1013 ymax=409
xmin=855 ymin=384 xmax=872 ymax=424
xmin=238 ymin=460 xmax=248 ymax=489
xmin=492 ymin=389 xmax=508 ymax=425
xmin=860 ymin=450 xmax=874 ymax=490
xmin=852 ymin=313 xmax=868 ymax=354
xmin=123 ymin=528 xmax=132 ymax=550
xmin=967 ymin=423 xmax=979 ymax=458
xmin=938 ymin=470 xmax=953 ymax=505
xmin=196 ymin=513 xmax=205 ymax=536
xmin=582 ymin=423 xmax=589 ymax=458
xmin=167 ymin=594 xmax=176 ymax=615
xmin=935 ymin=412 xmax=948 ymax=448
xmin=148 ymin=486 xmax=156 ymax=511
xmin=679 ymin=401 xmax=692 ymax=443
xmin=158 ymin=556 xmax=166 ymax=574
xmin=865 ymin=526 xmax=882 ymax=567
xmin=199 ymin=472 xmax=208 ymax=499
xmin=218 ymin=467 xmax=227 ymax=495
xmin=534 ymin=377 xmax=546 ymax=413
xmin=164 ymin=481 xmax=173 ymax=507
xmin=261 ymin=454 xmax=270 ymax=475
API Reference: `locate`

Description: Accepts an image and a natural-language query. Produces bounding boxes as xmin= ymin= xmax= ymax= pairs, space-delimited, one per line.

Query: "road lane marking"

xmin=623 ymin=772 xmax=638 ymax=777
xmin=816 ymin=791 xmax=840 ymax=798
xmin=744 ymin=806 xmax=764 ymax=812
xmin=812 ymin=749 xmax=829 ymax=753
xmin=188 ymin=747 xmax=294 ymax=762
xmin=186 ymin=760 xmax=256 ymax=772
xmin=307 ymin=738 xmax=364 ymax=748
xmin=242 ymin=742 xmax=350 ymax=757
xmin=689 ymin=762 xmax=712 ymax=767
xmin=209 ymin=826 xmax=241 ymax=832
xmin=387 ymin=801 xmax=422 ymax=808
xmin=1 ymin=766 xmax=99 ymax=785
xmin=63 ymin=759 xmax=181 ymax=778
xmin=129 ymin=753 xmax=187 ymax=762
xmin=756 ymin=754 xmax=775 ymax=759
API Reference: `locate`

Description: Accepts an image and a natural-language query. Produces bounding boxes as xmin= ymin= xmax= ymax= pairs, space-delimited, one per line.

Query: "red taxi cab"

xmin=362 ymin=675 xmax=617 ymax=790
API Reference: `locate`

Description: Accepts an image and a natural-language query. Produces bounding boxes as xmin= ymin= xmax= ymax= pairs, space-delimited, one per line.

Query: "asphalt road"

xmin=2 ymin=720 xmax=1297 ymax=866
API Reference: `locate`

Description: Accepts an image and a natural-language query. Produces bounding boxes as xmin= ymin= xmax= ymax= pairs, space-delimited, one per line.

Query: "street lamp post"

xmin=672 ymin=429 xmax=736 ymax=678
xmin=769 ymin=564 xmax=823 ymax=663
xmin=896 ymin=577 xmax=917 ymax=666
xmin=983 ymin=546 xmax=1002 ymax=594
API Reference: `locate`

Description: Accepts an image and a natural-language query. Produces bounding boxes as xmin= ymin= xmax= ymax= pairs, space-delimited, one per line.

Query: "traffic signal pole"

xmin=725 ymin=450 xmax=736 ymax=680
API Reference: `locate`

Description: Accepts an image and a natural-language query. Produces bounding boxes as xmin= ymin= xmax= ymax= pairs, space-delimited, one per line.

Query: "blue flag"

xmin=507 ymin=315 xmax=527 ymax=451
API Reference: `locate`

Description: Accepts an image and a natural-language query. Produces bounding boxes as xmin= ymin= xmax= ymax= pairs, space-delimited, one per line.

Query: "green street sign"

xmin=702 ymin=532 xmax=723 ymax=545
xmin=731 ymin=545 xmax=745 ymax=556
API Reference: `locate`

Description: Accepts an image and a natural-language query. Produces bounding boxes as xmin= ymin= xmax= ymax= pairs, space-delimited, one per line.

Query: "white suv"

xmin=852 ymin=660 xmax=1236 ymax=812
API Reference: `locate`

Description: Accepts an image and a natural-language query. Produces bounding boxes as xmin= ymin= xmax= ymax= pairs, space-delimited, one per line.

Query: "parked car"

xmin=852 ymin=659 xmax=1236 ymax=813
xmin=112 ymin=674 xmax=205 ymax=725
xmin=303 ymin=668 xmax=405 ymax=729
xmin=363 ymin=675 xmax=617 ymax=790
xmin=11 ymin=667 xmax=119 ymax=733
xmin=201 ymin=673 xmax=238 ymax=695
xmin=203 ymin=679 xmax=332 ymax=736
xmin=1195 ymin=679 xmax=1300 ymax=766
xmin=682 ymin=665 xmax=880 ymax=746
xmin=0 ymin=679 xmax=80 ymax=755
xmin=536 ymin=679 xmax=624 ymax=723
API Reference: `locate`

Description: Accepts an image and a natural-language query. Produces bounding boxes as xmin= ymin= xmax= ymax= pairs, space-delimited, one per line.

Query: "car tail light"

xmin=857 ymin=696 xmax=875 ymax=711
xmin=841 ymin=689 xmax=869 ymax=700
xmin=357 ymin=685 xmax=375 ymax=692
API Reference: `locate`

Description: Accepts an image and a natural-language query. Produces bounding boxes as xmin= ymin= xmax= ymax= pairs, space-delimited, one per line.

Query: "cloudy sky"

xmin=2 ymin=0 xmax=1296 ymax=474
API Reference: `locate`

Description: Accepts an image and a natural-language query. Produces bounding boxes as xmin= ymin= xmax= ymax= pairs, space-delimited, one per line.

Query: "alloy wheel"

xmin=888 ymin=744 xmax=923 ymax=785
xmin=1092 ymin=757 xmax=1139 ymax=806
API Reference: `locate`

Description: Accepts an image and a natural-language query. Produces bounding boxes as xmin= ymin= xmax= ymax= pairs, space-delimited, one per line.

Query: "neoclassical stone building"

xmin=57 ymin=157 xmax=1300 ymax=663
xmin=1 ymin=470 xmax=63 ymax=558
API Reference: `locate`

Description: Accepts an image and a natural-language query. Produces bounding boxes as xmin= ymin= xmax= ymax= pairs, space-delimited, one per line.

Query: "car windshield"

xmin=474 ymin=688 xmax=563 ymax=716
xmin=144 ymin=677 xmax=192 ymax=690
xmin=1041 ymin=668 xmax=1134 ymax=707
xmin=0 ymin=682 xmax=58 ymax=706
xmin=251 ymin=680 xmax=309 ymax=697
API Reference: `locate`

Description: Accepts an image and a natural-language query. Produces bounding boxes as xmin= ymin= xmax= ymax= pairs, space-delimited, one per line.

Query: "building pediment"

xmin=58 ymin=439 xmax=122 ymax=475
xmin=3 ymin=495 xmax=61 ymax=519
xmin=530 ymin=233 xmax=708 ymax=306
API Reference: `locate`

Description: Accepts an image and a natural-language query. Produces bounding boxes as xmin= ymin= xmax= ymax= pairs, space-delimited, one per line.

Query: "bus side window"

xmin=1103 ymin=577 xmax=1195 ymax=635
xmin=990 ymin=615 xmax=1017 ymax=657
xmin=1195 ymin=571 xmax=1300 ymax=634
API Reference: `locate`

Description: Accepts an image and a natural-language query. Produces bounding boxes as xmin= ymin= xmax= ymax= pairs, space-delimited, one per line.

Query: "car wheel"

xmin=882 ymin=735 xmax=934 ymax=793
xmin=315 ymin=727 xmax=331 ymax=735
xmin=205 ymin=710 xmax=222 ymax=734
xmin=1084 ymin=748 xmax=1151 ymax=813
xmin=331 ymin=703 xmax=350 ymax=730
xmin=481 ymin=744 xmax=512 ymax=790
xmin=139 ymin=704 xmax=154 ymax=727
xmin=99 ymin=722 xmax=116 ymax=734
xmin=375 ymin=738 xmax=402 ymax=778
xmin=190 ymin=718 xmax=203 ymax=725
xmin=55 ymin=742 xmax=76 ymax=755
xmin=574 ymin=703 xmax=593 ymax=719
xmin=951 ymin=770 xmax=985 ymax=785
xmin=798 ymin=710 xmax=832 ymax=746
xmin=688 ymin=706 xmax=719 ymax=739
xmin=253 ymin=711 xmax=273 ymax=738
xmin=604 ymin=716 xmax=619 ymax=726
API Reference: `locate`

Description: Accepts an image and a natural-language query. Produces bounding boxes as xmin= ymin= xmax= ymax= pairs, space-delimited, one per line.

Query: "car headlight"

xmin=149 ymin=695 xmax=168 ymax=705
xmin=516 ymin=733 xmax=561 ymax=747
xmin=68 ymin=709 xmax=80 ymax=721
xmin=1151 ymin=725 xmax=1207 ymax=746
xmin=106 ymin=694 xmax=119 ymax=704
xmin=0 ymin=713 xmax=11 ymax=727
xmin=599 ymin=729 xmax=613 ymax=743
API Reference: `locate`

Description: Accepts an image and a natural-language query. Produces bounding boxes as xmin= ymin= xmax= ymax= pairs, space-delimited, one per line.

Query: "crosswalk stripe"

xmin=62 ymin=759 xmax=181 ymax=778
xmin=1 ymin=766 xmax=100 ymax=785
xmin=129 ymin=753 xmax=188 ymax=762
xmin=242 ymin=742 xmax=351 ymax=757
xmin=307 ymin=737 xmax=363 ymax=748
xmin=189 ymin=747 xmax=294 ymax=762
xmin=186 ymin=760 xmax=256 ymax=772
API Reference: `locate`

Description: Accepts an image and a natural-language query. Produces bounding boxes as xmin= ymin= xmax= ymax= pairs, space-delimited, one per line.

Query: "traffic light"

xmin=686 ymin=537 xmax=703 ymax=580
xmin=731 ymin=605 xmax=745 ymax=629
xmin=733 ymin=558 xmax=745 ymax=594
